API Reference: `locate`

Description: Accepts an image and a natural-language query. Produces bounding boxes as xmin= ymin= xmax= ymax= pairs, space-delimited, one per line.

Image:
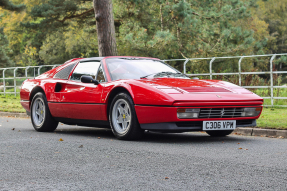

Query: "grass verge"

xmin=257 ymin=108 xmax=287 ymax=129
xmin=0 ymin=95 xmax=286 ymax=129
xmin=0 ymin=94 xmax=26 ymax=113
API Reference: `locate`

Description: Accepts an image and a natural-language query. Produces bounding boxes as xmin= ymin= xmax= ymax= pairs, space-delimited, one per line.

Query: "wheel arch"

xmin=29 ymin=86 xmax=45 ymax=109
xmin=106 ymin=86 xmax=133 ymax=120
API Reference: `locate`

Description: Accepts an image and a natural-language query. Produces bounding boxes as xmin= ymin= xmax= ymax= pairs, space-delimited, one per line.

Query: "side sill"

xmin=54 ymin=117 xmax=110 ymax=128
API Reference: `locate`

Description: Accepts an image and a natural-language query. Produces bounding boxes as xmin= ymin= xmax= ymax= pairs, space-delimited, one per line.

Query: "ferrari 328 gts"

xmin=20 ymin=56 xmax=263 ymax=140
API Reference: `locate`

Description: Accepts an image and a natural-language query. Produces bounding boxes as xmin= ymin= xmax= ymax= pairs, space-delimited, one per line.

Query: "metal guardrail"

xmin=0 ymin=65 xmax=59 ymax=96
xmin=162 ymin=53 xmax=287 ymax=107
xmin=0 ymin=53 xmax=287 ymax=107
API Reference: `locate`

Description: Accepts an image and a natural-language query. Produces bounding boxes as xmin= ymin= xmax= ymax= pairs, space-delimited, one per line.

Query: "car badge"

xmin=216 ymin=95 xmax=221 ymax=98
xmin=221 ymin=109 xmax=225 ymax=116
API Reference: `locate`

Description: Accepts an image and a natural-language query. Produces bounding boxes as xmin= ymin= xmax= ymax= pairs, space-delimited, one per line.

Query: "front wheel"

xmin=109 ymin=93 xmax=143 ymax=140
xmin=206 ymin=130 xmax=234 ymax=137
xmin=31 ymin=92 xmax=58 ymax=132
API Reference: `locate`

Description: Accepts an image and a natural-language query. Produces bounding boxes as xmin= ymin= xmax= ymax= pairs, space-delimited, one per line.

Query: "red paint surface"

xmin=20 ymin=56 xmax=264 ymax=124
xmin=135 ymin=105 xmax=262 ymax=124
xmin=48 ymin=103 xmax=106 ymax=120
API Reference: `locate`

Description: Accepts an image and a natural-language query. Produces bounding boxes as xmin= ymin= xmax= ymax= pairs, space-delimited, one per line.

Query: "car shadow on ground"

xmin=51 ymin=125 xmax=252 ymax=144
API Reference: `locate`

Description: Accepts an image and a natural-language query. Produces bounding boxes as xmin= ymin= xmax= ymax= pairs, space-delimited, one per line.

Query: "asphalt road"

xmin=0 ymin=117 xmax=286 ymax=191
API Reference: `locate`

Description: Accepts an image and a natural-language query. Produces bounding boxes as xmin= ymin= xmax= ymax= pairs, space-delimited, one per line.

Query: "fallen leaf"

xmin=237 ymin=143 xmax=240 ymax=144
xmin=278 ymin=136 xmax=284 ymax=139
xmin=7 ymin=120 xmax=8 ymax=122
xmin=245 ymin=149 xmax=248 ymax=150
xmin=239 ymin=148 xmax=242 ymax=149
xmin=222 ymin=141 xmax=224 ymax=143
xmin=59 ymin=138 xmax=63 ymax=141
xmin=18 ymin=130 xmax=21 ymax=132
xmin=79 ymin=145 xmax=83 ymax=148
xmin=98 ymin=137 xmax=101 ymax=139
xmin=165 ymin=177 xmax=169 ymax=180
xmin=12 ymin=128 xmax=15 ymax=130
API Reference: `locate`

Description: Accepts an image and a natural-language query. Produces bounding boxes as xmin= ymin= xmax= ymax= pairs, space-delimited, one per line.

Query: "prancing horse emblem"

xmin=221 ymin=109 xmax=225 ymax=117
xmin=216 ymin=95 xmax=221 ymax=98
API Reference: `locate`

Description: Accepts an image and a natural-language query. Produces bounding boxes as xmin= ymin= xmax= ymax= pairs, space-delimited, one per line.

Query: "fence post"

xmin=209 ymin=57 xmax=216 ymax=80
xmin=25 ymin=66 xmax=30 ymax=79
xmin=183 ymin=59 xmax=190 ymax=74
xmin=3 ymin=69 xmax=6 ymax=96
xmin=13 ymin=68 xmax=18 ymax=96
xmin=238 ymin=56 xmax=244 ymax=86
xmin=270 ymin=54 xmax=276 ymax=107
xmin=38 ymin=66 xmax=43 ymax=76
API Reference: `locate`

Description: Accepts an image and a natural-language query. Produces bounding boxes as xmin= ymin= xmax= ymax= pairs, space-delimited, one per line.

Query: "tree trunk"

xmin=93 ymin=0 xmax=117 ymax=56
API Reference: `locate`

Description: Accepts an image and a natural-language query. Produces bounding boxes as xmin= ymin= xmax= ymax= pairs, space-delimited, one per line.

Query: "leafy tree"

xmin=255 ymin=0 xmax=287 ymax=74
xmin=0 ymin=27 xmax=13 ymax=67
xmin=116 ymin=0 xmax=265 ymax=59
xmin=0 ymin=0 xmax=25 ymax=12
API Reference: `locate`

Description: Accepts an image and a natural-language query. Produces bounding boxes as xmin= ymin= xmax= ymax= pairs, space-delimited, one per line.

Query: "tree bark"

xmin=93 ymin=0 xmax=118 ymax=56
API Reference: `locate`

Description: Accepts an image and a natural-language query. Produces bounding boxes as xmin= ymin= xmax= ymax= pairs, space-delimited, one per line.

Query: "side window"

xmin=96 ymin=65 xmax=106 ymax=83
xmin=70 ymin=62 xmax=100 ymax=82
xmin=54 ymin=63 xmax=77 ymax=79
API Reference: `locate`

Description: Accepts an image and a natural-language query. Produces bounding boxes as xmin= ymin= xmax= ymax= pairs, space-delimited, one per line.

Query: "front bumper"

xmin=140 ymin=119 xmax=256 ymax=131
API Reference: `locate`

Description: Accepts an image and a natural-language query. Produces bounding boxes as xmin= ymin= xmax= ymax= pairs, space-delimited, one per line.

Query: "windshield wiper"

xmin=140 ymin=71 xmax=171 ymax=79
xmin=140 ymin=71 xmax=182 ymax=79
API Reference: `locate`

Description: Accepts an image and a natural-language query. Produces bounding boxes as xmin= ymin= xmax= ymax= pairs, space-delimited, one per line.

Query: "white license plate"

xmin=203 ymin=120 xmax=236 ymax=131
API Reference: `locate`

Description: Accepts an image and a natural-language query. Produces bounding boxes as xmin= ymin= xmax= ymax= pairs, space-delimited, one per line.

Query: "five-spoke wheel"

xmin=32 ymin=97 xmax=46 ymax=127
xmin=111 ymin=99 xmax=132 ymax=134
xmin=31 ymin=92 xmax=58 ymax=132
xmin=109 ymin=92 xmax=143 ymax=140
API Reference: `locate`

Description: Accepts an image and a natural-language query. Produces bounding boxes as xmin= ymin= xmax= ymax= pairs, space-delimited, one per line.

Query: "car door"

xmin=54 ymin=61 xmax=106 ymax=121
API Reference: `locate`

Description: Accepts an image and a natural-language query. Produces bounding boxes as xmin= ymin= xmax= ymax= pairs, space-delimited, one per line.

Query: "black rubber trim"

xmin=54 ymin=117 xmax=110 ymax=128
xmin=140 ymin=119 xmax=256 ymax=131
xmin=48 ymin=102 xmax=105 ymax=105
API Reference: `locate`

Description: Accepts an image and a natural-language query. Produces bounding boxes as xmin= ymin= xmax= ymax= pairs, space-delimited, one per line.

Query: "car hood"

xmin=132 ymin=78 xmax=263 ymax=104
xmin=137 ymin=78 xmax=248 ymax=93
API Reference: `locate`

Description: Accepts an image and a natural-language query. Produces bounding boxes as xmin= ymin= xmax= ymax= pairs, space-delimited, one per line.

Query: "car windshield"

xmin=106 ymin=58 xmax=189 ymax=81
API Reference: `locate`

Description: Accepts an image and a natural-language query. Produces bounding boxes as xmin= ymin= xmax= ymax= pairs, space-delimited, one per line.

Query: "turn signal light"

xmin=177 ymin=108 xmax=200 ymax=119
xmin=241 ymin=107 xmax=262 ymax=117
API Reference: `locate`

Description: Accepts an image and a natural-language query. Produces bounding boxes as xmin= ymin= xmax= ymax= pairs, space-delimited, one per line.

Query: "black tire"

xmin=31 ymin=92 xmax=58 ymax=132
xmin=206 ymin=130 xmax=234 ymax=137
xmin=109 ymin=92 xmax=144 ymax=140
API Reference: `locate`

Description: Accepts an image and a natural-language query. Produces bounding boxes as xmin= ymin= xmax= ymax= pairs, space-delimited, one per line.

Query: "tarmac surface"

xmin=0 ymin=116 xmax=287 ymax=190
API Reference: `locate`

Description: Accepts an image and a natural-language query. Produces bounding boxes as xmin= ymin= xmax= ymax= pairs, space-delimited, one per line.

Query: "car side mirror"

xmin=80 ymin=75 xmax=99 ymax=85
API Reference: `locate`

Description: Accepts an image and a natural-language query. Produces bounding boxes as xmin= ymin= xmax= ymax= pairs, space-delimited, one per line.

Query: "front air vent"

xmin=180 ymin=87 xmax=231 ymax=93
xmin=54 ymin=63 xmax=76 ymax=79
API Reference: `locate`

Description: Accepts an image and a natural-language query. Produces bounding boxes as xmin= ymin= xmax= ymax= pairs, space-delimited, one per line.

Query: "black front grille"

xmin=199 ymin=108 xmax=244 ymax=118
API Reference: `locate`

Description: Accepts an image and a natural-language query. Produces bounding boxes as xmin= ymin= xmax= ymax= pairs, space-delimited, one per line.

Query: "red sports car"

xmin=20 ymin=56 xmax=263 ymax=140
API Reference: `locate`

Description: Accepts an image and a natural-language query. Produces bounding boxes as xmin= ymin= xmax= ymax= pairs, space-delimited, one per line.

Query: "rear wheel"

xmin=31 ymin=92 xmax=58 ymax=132
xmin=109 ymin=92 xmax=143 ymax=140
xmin=206 ymin=130 xmax=233 ymax=137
